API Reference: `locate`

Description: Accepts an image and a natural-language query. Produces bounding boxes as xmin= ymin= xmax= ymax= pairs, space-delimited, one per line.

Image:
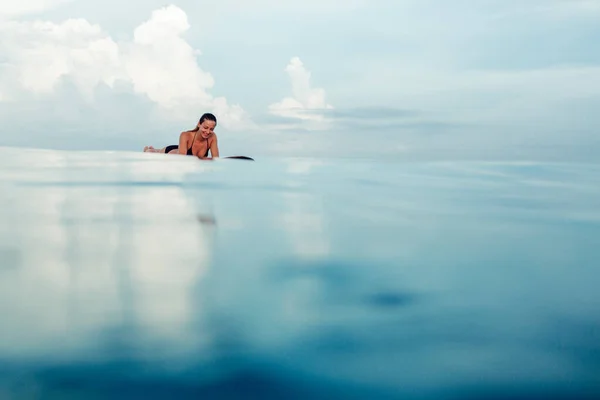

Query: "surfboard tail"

xmin=223 ymin=156 xmax=254 ymax=161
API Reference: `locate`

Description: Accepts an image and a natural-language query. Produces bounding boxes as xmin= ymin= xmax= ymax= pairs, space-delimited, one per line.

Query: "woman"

xmin=144 ymin=113 xmax=220 ymax=159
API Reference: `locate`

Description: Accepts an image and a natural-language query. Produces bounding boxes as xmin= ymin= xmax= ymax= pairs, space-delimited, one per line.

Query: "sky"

xmin=0 ymin=0 xmax=599 ymax=160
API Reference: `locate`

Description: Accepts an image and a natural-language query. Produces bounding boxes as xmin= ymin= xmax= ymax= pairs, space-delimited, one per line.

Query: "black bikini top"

xmin=187 ymin=131 xmax=209 ymax=157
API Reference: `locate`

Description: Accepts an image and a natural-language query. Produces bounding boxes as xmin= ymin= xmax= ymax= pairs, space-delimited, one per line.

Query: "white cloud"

xmin=0 ymin=0 xmax=72 ymax=18
xmin=0 ymin=18 xmax=122 ymax=97
xmin=122 ymin=6 xmax=213 ymax=115
xmin=0 ymin=0 xmax=598 ymax=158
xmin=0 ymin=4 xmax=248 ymax=129
xmin=268 ymin=57 xmax=333 ymax=123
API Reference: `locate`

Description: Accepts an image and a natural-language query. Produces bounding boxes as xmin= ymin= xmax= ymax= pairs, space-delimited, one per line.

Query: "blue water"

xmin=0 ymin=147 xmax=599 ymax=399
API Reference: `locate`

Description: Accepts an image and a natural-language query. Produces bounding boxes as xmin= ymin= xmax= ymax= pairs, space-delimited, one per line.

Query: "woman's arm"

xmin=210 ymin=135 xmax=219 ymax=158
xmin=177 ymin=132 xmax=188 ymax=155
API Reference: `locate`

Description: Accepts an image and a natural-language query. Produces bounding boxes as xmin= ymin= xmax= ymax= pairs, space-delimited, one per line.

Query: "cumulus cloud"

xmin=0 ymin=18 xmax=122 ymax=97
xmin=0 ymin=5 xmax=248 ymax=129
xmin=0 ymin=0 xmax=72 ymax=18
xmin=268 ymin=57 xmax=333 ymax=123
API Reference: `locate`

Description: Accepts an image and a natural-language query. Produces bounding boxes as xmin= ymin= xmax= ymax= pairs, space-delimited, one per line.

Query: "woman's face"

xmin=198 ymin=120 xmax=216 ymax=139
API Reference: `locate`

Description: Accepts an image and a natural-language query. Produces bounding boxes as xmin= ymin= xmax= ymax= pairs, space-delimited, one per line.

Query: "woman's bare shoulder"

xmin=179 ymin=130 xmax=195 ymax=141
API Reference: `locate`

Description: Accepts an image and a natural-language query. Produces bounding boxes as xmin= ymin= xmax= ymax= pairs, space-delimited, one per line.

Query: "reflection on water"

xmin=0 ymin=149 xmax=214 ymax=364
xmin=0 ymin=148 xmax=599 ymax=399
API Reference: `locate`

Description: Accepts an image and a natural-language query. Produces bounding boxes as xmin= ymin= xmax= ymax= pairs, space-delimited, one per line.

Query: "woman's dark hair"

xmin=188 ymin=113 xmax=217 ymax=132
xmin=200 ymin=113 xmax=217 ymax=125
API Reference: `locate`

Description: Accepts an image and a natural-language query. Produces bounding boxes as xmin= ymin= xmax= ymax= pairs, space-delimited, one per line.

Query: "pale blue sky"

xmin=0 ymin=0 xmax=599 ymax=160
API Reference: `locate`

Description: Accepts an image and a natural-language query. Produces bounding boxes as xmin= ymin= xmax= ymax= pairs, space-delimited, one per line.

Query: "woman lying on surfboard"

xmin=143 ymin=113 xmax=219 ymax=159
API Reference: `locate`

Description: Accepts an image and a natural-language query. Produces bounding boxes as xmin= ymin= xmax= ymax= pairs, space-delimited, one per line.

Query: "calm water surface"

xmin=0 ymin=147 xmax=599 ymax=399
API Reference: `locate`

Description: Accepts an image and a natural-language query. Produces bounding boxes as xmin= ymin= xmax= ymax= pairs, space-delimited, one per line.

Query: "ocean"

xmin=0 ymin=146 xmax=599 ymax=399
